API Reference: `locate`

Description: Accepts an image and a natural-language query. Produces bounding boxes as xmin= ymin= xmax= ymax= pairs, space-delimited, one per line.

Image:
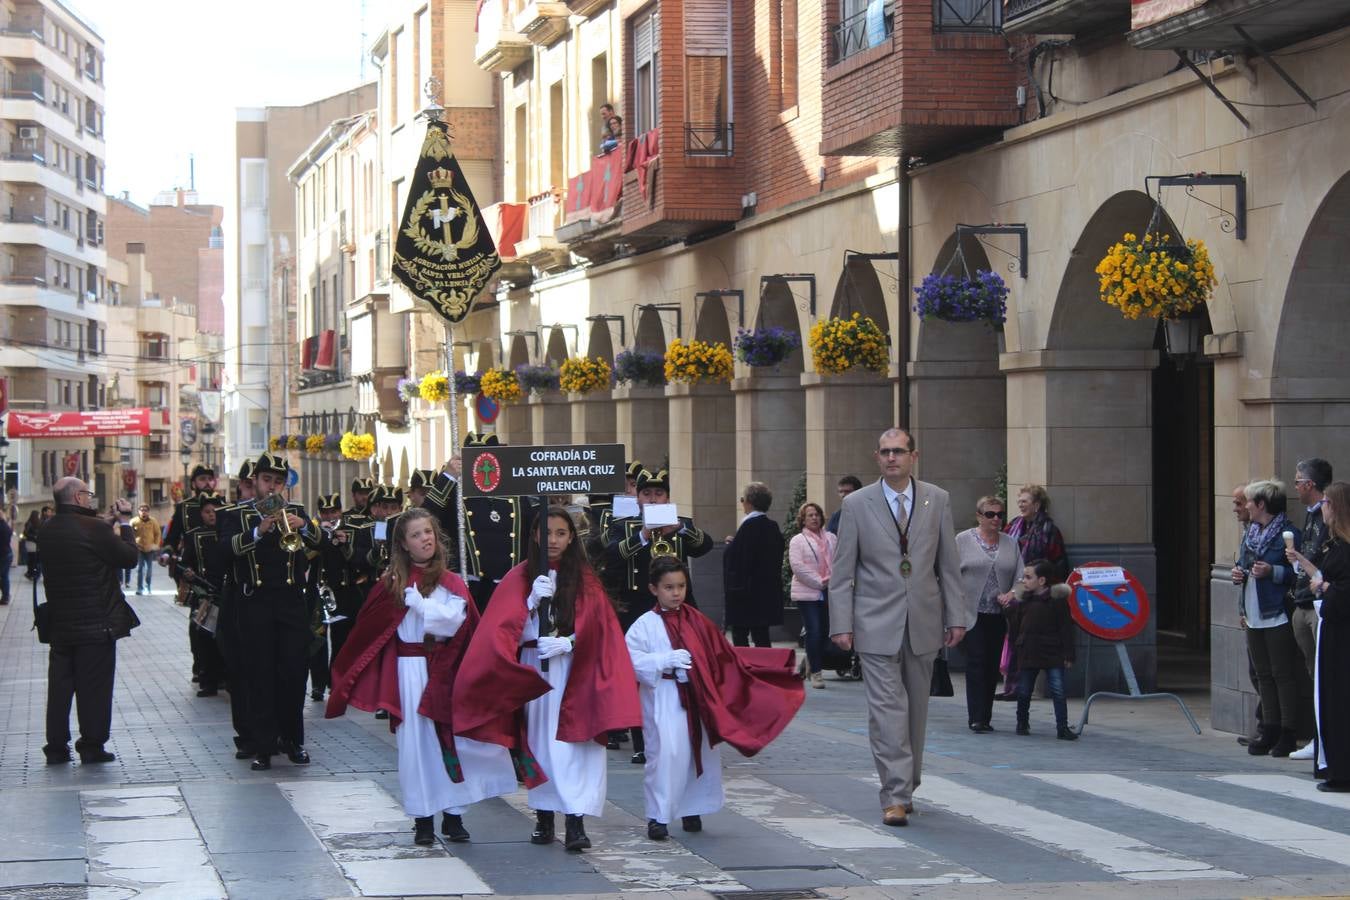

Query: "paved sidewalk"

xmin=2 ymin=570 xmax=1348 ymax=899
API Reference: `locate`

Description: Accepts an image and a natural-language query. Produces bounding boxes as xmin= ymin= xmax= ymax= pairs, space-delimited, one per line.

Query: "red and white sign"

xmin=6 ymin=408 xmax=152 ymax=439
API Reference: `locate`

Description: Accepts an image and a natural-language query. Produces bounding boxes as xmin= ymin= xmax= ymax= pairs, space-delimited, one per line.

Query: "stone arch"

xmin=476 ymin=340 xmax=494 ymax=373
xmin=544 ymin=326 xmax=569 ymax=366
xmin=587 ymin=319 xmax=615 ymax=363
xmin=507 ymin=334 xmax=530 ymax=369
xmin=398 ymin=447 xmax=410 ymax=490
xmin=694 ymin=294 xmax=732 ymax=346
xmin=379 ymin=448 xmax=394 ymax=483
xmin=635 ymin=306 xmax=666 ymax=350
xmin=826 ymin=254 xmax=891 ymax=332
xmin=754 ymin=277 xmax=805 ymax=375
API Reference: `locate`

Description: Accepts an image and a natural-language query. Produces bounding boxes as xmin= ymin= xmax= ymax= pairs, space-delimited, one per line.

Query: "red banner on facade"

xmin=5 ymin=409 xmax=151 ymax=439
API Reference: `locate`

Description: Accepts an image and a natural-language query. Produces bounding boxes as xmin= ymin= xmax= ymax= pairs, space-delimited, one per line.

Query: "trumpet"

xmin=256 ymin=492 xmax=304 ymax=553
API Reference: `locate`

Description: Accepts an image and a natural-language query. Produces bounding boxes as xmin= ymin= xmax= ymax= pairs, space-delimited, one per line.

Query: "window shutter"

xmin=685 ymin=0 xmax=728 ymax=55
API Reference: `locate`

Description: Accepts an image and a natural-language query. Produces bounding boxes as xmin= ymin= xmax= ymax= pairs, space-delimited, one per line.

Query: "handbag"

xmin=32 ymin=575 xmax=50 ymax=644
xmin=930 ymin=649 xmax=954 ymax=697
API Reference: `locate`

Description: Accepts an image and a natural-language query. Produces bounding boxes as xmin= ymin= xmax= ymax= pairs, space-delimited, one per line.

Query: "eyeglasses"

xmin=1294 ymin=479 xmax=1313 ymax=487
xmin=77 ymin=489 xmax=97 ymax=501
xmin=980 ymin=510 xmax=1005 ymax=519
xmin=877 ymin=448 xmax=912 ymax=458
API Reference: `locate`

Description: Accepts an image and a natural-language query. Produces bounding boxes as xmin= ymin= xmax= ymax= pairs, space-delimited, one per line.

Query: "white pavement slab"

xmin=339 ymin=857 xmax=492 ymax=896
xmin=1212 ymin=773 xmax=1350 ymax=812
xmin=81 ymin=786 xmax=226 ymax=900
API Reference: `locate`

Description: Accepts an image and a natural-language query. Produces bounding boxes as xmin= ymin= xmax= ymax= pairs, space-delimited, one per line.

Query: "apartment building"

xmin=226 ymin=84 xmax=376 ymax=486
xmin=0 ymin=0 xmax=109 ymax=511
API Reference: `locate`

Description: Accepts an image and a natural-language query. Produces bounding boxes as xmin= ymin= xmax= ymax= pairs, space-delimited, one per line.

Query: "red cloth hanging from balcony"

xmin=301 ymin=336 xmax=315 ymax=371
xmin=316 ymin=329 xmax=336 ymax=370
xmin=487 ymin=202 xmax=526 ymax=258
xmin=626 ymin=129 xmax=661 ymax=200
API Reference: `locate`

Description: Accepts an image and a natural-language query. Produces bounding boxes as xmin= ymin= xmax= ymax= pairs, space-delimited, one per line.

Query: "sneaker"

xmin=1289 ymin=743 xmax=1316 ymax=760
xmin=810 ymin=672 xmax=825 ymax=689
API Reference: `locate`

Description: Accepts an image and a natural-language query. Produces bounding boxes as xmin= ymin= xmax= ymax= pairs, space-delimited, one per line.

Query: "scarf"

xmin=1244 ymin=513 xmax=1290 ymax=560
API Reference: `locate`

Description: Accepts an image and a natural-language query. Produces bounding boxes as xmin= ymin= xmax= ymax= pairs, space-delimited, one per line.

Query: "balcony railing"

xmin=4 ymin=211 xmax=46 ymax=225
xmin=685 ymin=122 xmax=734 ymax=156
xmin=1003 ymin=0 xmax=1052 ymax=14
xmin=934 ymin=0 xmax=1003 ymax=33
xmin=3 ymin=150 xmax=45 ymax=164
xmin=832 ymin=3 xmax=895 ymax=64
xmin=527 ymin=189 xmax=559 ymax=240
xmin=1 ymin=274 xmax=46 ymax=286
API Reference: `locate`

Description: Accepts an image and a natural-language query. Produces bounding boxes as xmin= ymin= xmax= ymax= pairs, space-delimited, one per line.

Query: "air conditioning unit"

xmin=18 ymin=127 xmax=39 ymax=140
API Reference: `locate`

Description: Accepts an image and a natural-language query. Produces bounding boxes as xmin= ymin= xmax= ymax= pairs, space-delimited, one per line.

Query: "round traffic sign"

xmin=475 ymin=392 xmax=500 ymax=425
xmin=1066 ymin=562 xmax=1151 ymax=641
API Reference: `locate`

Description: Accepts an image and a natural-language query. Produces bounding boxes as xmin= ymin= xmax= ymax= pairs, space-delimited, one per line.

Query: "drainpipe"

xmin=897 ymin=161 xmax=911 ymax=429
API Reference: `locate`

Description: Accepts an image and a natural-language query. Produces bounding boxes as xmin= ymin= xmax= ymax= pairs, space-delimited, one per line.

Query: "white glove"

xmin=665 ymin=649 xmax=693 ymax=670
xmin=403 ymin=586 xmax=425 ymax=610
xmin=537 ymin=635 xmax=573 ymax=660
xmin=526 ymin=573 xmax=556 ymax=611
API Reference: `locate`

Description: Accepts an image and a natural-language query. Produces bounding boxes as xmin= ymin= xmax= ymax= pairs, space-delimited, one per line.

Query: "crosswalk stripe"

xmin=1030 ymin=773 xmax=1350 ymax=869
xmin=278 ymin=779 xmax=490 ymax=896
xmin=916 ymin=775 xmax=1240 ymax=881
xmin=1211 ymin=774 xmax=1350 ymax=812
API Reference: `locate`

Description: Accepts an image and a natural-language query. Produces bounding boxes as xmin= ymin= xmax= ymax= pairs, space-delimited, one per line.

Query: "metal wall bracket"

xmin=585 ymin=314 xmax=626 ymax=348
xmin=760 ymin=274 xmax=817 ymax=319
xmin=635 ymin=303 xmax=683 ymax=341
xmin=955 ymin=223 xmax=1029 ymax=279
xmin=1147 ymin=173 xmax=1247 ymax=240
xmin=695 ymin=290 xmax=746 ymax=329
xmin=504 ymin=329 xmax=541 ymax=359
xmin=1235 ymin=25 xmax=1317 ymax=112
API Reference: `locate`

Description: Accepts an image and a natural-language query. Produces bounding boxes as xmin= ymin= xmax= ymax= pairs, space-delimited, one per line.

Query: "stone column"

xmin=666 ymin=382 xmax=736 ymax=540
xmin=732 ymin=371 xmax=805 ymax=517
xmin=801 ymin=371 xmax=892 ymax=518
xmin=612 ymin=384 xmax=669 ymax=469
xmin=495 ymin=399 xmax=532 ymax=447
xmin=529 ymin=392 xmax=572 ymax=445
xmin=569 ymin=391 xmax=617 ymax=445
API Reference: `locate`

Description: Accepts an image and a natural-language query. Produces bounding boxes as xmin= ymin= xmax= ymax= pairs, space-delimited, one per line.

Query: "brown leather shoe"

xmin=882 ymin=804 xmax=909 ymax=827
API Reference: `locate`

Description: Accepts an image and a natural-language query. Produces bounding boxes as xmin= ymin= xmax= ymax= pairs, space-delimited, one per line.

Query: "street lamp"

xmin=201 ymin=422 xmax=216 ymax=470
xmin=179 ymin=441 xmax=192 ymax=492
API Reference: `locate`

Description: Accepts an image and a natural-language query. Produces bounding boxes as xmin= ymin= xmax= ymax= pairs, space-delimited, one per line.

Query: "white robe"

xmin=521 ymin=598 xmax=608 ymax=816
xmin=397 ymin=585 xmax=517 ymax=817
xmin=626 ymin=610 xmax=723 ymax=825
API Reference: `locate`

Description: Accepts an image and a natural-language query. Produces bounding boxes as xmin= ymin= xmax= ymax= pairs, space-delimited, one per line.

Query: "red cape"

xmin=453 ymin=562 xmax=641 ymax=749
xmin=326 ymin=570 xmax=477 ymax=744
xmin=657 ymin=603 xmax=804 ymax=757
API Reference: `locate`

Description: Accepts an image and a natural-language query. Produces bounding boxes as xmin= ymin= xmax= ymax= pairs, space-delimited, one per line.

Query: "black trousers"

xmin=189 ymin=618 xmax=226 ymax=691
xmin=964 ymin=612 xmax=1008 ymax=727
xmin=46 ymin=640 xmax=117 ymax=750
xmin=1248 ymin=621 xmax=1301 ymax=730
xmin=731 ymin=625 xmax=771 ymax=648
xmin=309 ymin=637 xmax=330 ymax=694
xmin=215 ymin=595 xmax=252 ymax=750
xmin=239 ymin=587 xmax=310 ymax=755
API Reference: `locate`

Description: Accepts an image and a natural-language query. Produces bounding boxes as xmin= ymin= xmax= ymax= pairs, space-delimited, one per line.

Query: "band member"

xmin=588 ymin=461 xmax=643 ymax=555
xmin=180 ymin=492 xmax=229 ymax=698
xmin=347 ymin=477 xmax=376 ymax=518
xmin=327 ymin=509 xmax=517 ymax=846
xmin=408 ymin=470 xmax=437 ymax=509
xmin=216 ymin=461 xmax=257 ymax=757
xmin=454 ymin=507 xmax=641 ymax=852
xmin=234 ymin=460 xmax=257 ymax=503
xmin=314 ymin=493 xmax=375 ymax=666
xmin=367 ymin=485 xmax=406 ymax=577
xmin=216 ymin=452 xmax=322 ymax=770
xmin=160 ymin=464 xmax=216 ymax=583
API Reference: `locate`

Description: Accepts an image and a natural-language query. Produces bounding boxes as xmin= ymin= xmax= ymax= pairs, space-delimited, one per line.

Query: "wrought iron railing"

xmin=684 ymin=122 xmax=734 ymax=156
xmin=831 ymin=2 xmax=894 ymax=65
xmin=1002 ymin=0 xmax=1055 ymax=16
xmin=933 ymin=0 xmax=1002 ymax=33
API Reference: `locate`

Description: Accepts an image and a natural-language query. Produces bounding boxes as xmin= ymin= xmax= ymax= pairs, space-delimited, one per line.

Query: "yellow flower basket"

xmin=268 ymin=436 xmax=282 ymax=452
xmin=664 ymin=338 xmax=733 ymax=385
xmin=305 ymin=434 xmax=325 ymax=454
xmin=340 ymin=432 xmax=375 ymax=461
xmin=419 ymin=370 xmax=450 ymax=403
xmin=285 ymin=435 xmax=300 ymax=451
xmin=559 ymin=356 xmax=613 ymax=395
xmin=1095 ymin=232 xmax=1217 ymax=321
xmin=480 ymin=367 xmax=522 ymax=403
xmin=808 ymin=313 xmax=889 ymax=376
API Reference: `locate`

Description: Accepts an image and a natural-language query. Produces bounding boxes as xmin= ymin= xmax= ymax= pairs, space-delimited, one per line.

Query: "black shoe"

xmin=80 ymin=748 xmax=116 ymax=763
xmin=235 ymin=749 xmax=254 ymax=760
xmin=614 ymin=730 xmax=630 ymax=744
xmin=250 ymin=755 xmax=272 ymax=771
xmin=1056 ymin=726 xmax=1079 ymax=741
xmin=606 ymin=736 xmax=621 ymax=750
xmin=647 ymin=819 xmax=668 ymax=841
xmin=530 ymin=810 xmax=555 ymax=845
xmin=564 ymin=814 xmax=591 ymax=851
xmin=196 ymin=688 xmax=218 ymax=697
xmin=1317 ymin=781 xmax=1350 ymax=793
xmin=969 ymin=723 xmax=994 ymax=734
xmin=442 ymin=813 xmax=470 ymax=842
xmin=1269 ymin=728 xmax=1298 ymax=758
xmin=1248 ymin=729 xmax=1276 ymax=756
xmin=311 ymin=690 xmax=324 ymax=702
xmin=681 ymin=815 xmax=703 ymax=833
xmin=1015 ymin=722 xmax=1030 ymax=736
xmin=631 ymin=751 xmax=646 ymax=764
xmin=191 ymin=674 xmax=199 ymax=683
xmin=1236 ymin=735 xmax=1252 ymax=747
xmin=414 ymin=816 xmax=435 ymax=846
xmin=375 ymin=710 xmax=389 ymax=720
xmin=43 ymin=744 xmax=72 ymax=765
xmin=286 ymin=746 xmax=310 ymax=765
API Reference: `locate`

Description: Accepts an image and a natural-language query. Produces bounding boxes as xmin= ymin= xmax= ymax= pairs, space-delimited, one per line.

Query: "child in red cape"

xmin=453 ymin=505 xmax=640 ymax=852
xmin=627 ymin=555 xmax=805 ymax=840
xmin=326 ymin=509 xmax=515 ymax=846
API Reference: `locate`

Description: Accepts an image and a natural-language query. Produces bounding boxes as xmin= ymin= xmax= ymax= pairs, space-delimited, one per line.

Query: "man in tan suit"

xmin=829 ymin=427 xmax=971 ymax=826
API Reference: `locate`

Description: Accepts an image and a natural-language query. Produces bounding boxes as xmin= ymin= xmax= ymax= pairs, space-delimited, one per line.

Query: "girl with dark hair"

xmin=1011 ymin=559 xmax=1078 ymax=741
xmin=453 ymin=506 xmax=641 ymax=852
xmin=326 ymin=509 xmax=516 ymax=847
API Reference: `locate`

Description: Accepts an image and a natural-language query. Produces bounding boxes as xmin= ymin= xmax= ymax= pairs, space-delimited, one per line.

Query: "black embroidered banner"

xmin=391 ymin=120 xmax=500 ymax=324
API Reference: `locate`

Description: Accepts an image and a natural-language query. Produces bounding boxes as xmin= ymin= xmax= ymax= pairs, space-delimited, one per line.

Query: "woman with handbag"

xmin=789 ymin=502 xmax=836 ymax=689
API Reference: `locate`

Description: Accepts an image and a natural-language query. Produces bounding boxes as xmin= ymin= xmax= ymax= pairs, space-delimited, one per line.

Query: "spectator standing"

xmin=1288 ymin=459 xmax=1332 ymax=760
xmin=23 ymin=507 xmax=50 ymax=580
xmin=998 ymin=485 xmax=1068 ymax=699
xmin=1011 ymin=560 xmax=1078 ymax=740
xmin=956 ymin=496 xmax=1022 ymax=733
xmin=597 ymin=102 xmax=615 ymax=153
xmin=826 ymin=476 xmax=862 ymax=535
xmin=788 ymin=501 xmax=837 ymax=688
xmin=723 ymin=482 xmax=786 ymax=648
xmin=113 ymin=501 xmax=135 ymax=590
xmin=1232 ymin=479 xmax=1301 ymax=757
xmin=0 ymin=507 xmax=12 ymax=604
xmin=37 ymin=477 xmax=140 ymax=764
xmin=130 ymin=503 xmax=161 ymax=595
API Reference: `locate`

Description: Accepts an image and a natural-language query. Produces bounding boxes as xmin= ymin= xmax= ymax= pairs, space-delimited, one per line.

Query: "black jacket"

xmin=1010 ymin=585 xmax=1076 ymax=669
xmin=722 ymin=514 xmax=786 ymax=629
xmin=37 ymin=504 xmax=140 ymax=645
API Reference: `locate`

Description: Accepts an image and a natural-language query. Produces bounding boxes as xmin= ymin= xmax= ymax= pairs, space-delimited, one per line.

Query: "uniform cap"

xmin=636 ymin=468 xmax=669 ymax=493
xmin=253 ymin=451 xmax=290 ymax=477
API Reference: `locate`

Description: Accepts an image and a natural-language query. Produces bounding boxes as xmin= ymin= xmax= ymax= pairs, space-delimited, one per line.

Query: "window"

xmin=389 ymin=29 xmax=400 ymax=123
xmin=632 ymin=9 xmax=661 ymax=136
xmin=394 ymin=27 xmax=410 ymax=124
xmin=933 ymin=0 xmax=1001 ymax=33
xmin=549 ymin=81 xmax=564 ymax=191
xmin=245 ymin=244 xmax=266 ymax=290
xmin=777 ymin=0 xmax=798 ymax=111
xmin=249 ymin=414 xmax=267 ymax=452
xmin=833 ymin=0 xmax=894 ymax=63
xmin=242 ymin=160 xmax=265 ymax=208
xmin=513 ymin=106 xmax=527 ymax=201
xmin=685 ymin=56 xmax=729 ymax=154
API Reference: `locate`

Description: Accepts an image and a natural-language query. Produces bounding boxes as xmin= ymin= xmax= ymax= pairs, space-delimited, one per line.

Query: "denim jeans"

xmin=0 ymin=550 xmax=11 ymax=603
xmin=137 ymin=551 xmax=157 ymax=592
xmin=1016 ymin=665 xmax=1067 ymax=728
xmin=798 ymin=600 xmax=827 ymax=674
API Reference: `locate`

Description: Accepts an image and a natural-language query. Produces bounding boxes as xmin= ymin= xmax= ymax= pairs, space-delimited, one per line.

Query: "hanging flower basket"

xmin=397 ymin=378 xmax=420 ymax=403
xmin=559 ymin=356 xmax=614 ymax=395
xmin=305 ymin=434 xmax=325 ymax=454
xmin=809 ymin=312 xmax=889 ymax=376
xmin=418 ymin=371 xmax=450 ymax=403
xmin=1096 ymin=232 xmax=1216 ymax=321
xmin=340 ymin=431 xmax=375 ymax=461
xmin=733 ymin=326 xmax=803 ymax=368
xmin=664 ymin=338 xmax=733 ymax=385
xmin=268 ymin=434 xmax=285 ymax=452
xmin=285 ymin=435 xmax=301 ymax=451
xmin=614 ymin=348 xmax=667 ymax=388
xmin=454 ymin=370 xmax=482 ymax=394
xmin=480 ymin=366 xmax=523 ymax=403
xmin=323 ymin=432 xmax=342 ymax=452
xmin=913 ymin=269 xmax=1008 ymax=328
xmin=516 ymin=364 xmax=561 ymax=394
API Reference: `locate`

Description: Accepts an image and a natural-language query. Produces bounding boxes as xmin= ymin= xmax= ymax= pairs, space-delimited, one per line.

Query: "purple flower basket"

xmin=913 ymin=269 xmax=1008 ymax=328
xmin=734 ymin=326 xmax=803 ymax=367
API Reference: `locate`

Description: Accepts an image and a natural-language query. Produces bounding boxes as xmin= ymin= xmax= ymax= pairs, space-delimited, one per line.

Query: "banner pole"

xmin=445 ymin=323 xmax=468 ymax=580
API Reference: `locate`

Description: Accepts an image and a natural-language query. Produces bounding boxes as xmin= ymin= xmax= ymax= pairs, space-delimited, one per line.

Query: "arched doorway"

xmin=912 ymin=233 xmax=1005 ymax=527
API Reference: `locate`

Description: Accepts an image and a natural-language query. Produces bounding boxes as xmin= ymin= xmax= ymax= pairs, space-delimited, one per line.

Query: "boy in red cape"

xmin=327 ymin=509 xmax=515 ymax=846
xmin=453 ymin=506 xmax=640 ymax=852
xmin=627 ymin=555 xmax=804 ymax=840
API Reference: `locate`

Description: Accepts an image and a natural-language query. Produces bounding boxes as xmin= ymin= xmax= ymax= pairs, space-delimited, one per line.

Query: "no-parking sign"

xmin=1066 ymin=562 xmax=1151 ymax=641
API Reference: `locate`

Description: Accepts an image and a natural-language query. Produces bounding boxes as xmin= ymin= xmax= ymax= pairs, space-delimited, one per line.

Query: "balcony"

xmin=1129 ymin=0 xmax=1350 ymax=52
xmin=617 ymin=127 xmax=743 ymax=249
xmin=1003 ymin=0 xmax=1129 ymax=35
xmin=475 ymin=1 xmax=533 ymax=72
xmin=820 ymin=0 xmax=1021 ymax=159
xmin=516 ymin=2 xmax=571 ymax=47
xmin=565 ymin=0 xmax=610 ymax=16
xmin=556 ymin=145 xmax=627 ymax=261
xmin=516 ymin=188 xmax=570 ymax=271
xmin=685 ymin=122 xmax=733 ymax=157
